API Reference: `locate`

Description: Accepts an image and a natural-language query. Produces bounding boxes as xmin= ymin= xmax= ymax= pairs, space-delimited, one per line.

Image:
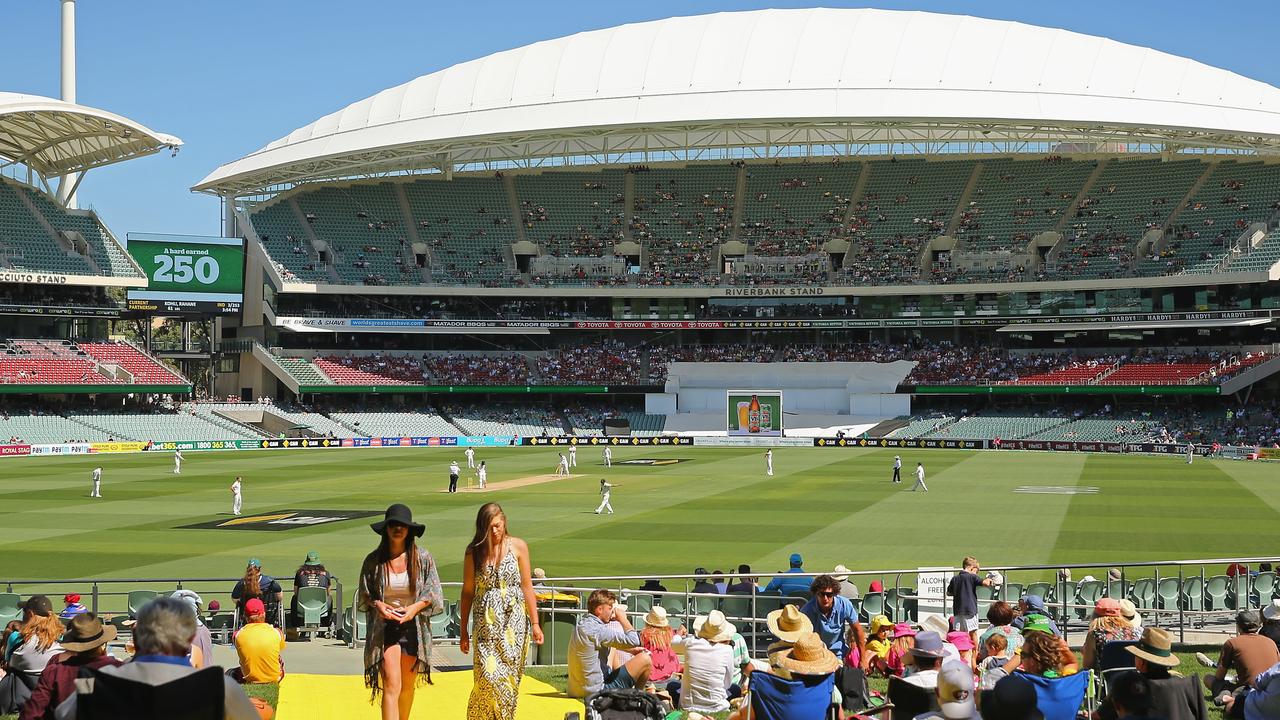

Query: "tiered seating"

xmin=841 ymin=158 xmax=974 ymax=284
xmin=926 ymin=414 xmax=1070 ymax=439
xmin=21 ymin=188 xmax=142 ymax=279
xmin=0 ymin=181 xmax=96 ymax=276
xmin=0 ymin=339 xmax=110 ymax=385
xmin=1028 ymin=417 xmax=1163 ymax=442
xmin=622 ymin=412 xmax=667 ymax=437
xmin=79 ymin=342 xmax=186 ymax=384
xmin=0 ymin=413 xmax=100 ymax=444
xmin=515 ymin=171 xmax=626 ymax=257
xmin=739 ymin=163 xmax=860 ymax=255
xmin=958 ymin=157 xmax=1093 ymax=255
xmin=448 ymin=404 xmax=558 ymax=437
xmin=292 ymin=183 xmax=411 ymax=286
xmin=422 ymin=353 xmax=529 ymax=385
xmin=313 ymin=358 xmax=414 ymax=385
xmin=192 ymin=402 xmax=352 ymax=438
xmin=66 ymin=411 xmax=263 ymax=442
xmin=327 ymin=411 xmax=456 ymax=437
xmin=537 ymin=342 xmax=643 ymax=385
xmin=1099 ymin=362 xmax=1215 ymax=385
xmin=1064 ymin=159 xmax=1203 ymax=279
xmin=274 ymin=357 xmax=332 ymax=385
xmin=248 ymin=200 xmax=331 ymax=283
xmin=887 ymin=415 xmax=955 ymax=438
xmin=1230 ymin=229 xmax=1280 ymax=272
xmin=631 ymin=166 xmax=736 ymax=284
xmin=1007 ymin=364 xmax=1113 ymax=385
xmin=1153 ymin=161 xmax=1280 ymax=274
xmin=404 ymin=177 xmax=514 ymax=284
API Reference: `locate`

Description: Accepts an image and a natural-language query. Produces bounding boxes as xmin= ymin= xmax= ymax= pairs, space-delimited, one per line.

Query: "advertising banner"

xmin=29 ymin=443 xmax=90 ymax=456
xmin=0 ymin=444 xmax=32 ymax=456
xmin=89 ymin=441 xmax=148 ymax=454
xmin=695 ymin=436 xmax=814 ymax=447
xmin=522 ymin=436 xmax=694 ymax=446
xmin=727 ymin=391 xmax=783 ymax=437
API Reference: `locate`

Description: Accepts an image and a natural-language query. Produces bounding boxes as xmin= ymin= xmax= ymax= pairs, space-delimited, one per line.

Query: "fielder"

xmin=595 ymin=479 xmax=615 ymax=515
xmin=569 ymin=444 xmax=577 ymax=468
xmin=1186 ymin=443 xmax=1195 ymax=464
xmin=911 ymin=462 xmax=928 ymax=492
xmin=476 ymin=460 xmax=488 ymax=489
xmin=465 ymin=446 xmax=476 ymax=469
xmin=230 ymin=476 xmax=242 ymax=515
xmin=602 ymin=446 xmax=612 ymax=468
xmin=892 ymin=455 xmax=902 ymax=484
xmin=91 ymin=467 xmax=102 ymax=498
xmin=173 ymin=449 xmax=183 ymax=475
xmin=765 ymin=449 xmax=774 ymax=477
xmin=555 ymin=452 xmax=569 ymax=477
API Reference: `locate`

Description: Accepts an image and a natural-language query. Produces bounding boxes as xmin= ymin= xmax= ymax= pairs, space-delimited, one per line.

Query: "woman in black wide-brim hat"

xmin=358 ymin=503 xmax=444 ymax=719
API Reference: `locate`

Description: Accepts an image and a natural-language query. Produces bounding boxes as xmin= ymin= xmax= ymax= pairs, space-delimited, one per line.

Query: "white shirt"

xmin=92 ymin=468 xmax=102 ymax=481
xmin=904 ymin=669 xmax=939 ymax=689
xmin=231 ymin=480 xmax=241 ymax=496
xmin=672 ymin=636 xmax=734 ymax=713
xmin=478 ymin=467 xmax=487 ymax=480
xmin=449 ymin=463 xmax=460 ymax=475
xmin=465 ymin=448 xmax=474 ymax=457
xmin=570 ymin=446 xmax=576 ymax=454
xmin=604 ymin=448 xmax=612 ymax=457
xmin=600 ymin=482 xmax=612 ymax=495
xmin=894 ymin=457 xmax=902 ymax=469
xmin=559 ymin=455 xmax=568 ymax=466
xmin=917 ymin=466 xmax=925 ymax=481
xmin=175 ymin=451 xmax=182 ymax=461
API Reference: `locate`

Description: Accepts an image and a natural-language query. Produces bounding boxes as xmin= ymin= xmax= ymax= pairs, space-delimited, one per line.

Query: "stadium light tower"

xmin=57 ymin=0 xmax=78 ymax=208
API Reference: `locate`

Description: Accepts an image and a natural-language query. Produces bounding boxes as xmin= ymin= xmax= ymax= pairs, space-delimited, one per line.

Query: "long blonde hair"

xmin=640 ymin=624 xmax=673 ymax=651
xmin=21 ymin=614 xmax=63 ymax=651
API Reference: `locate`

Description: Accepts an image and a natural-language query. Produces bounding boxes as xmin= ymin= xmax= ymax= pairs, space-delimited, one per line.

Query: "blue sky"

xmin=5 ymin=0 xmax=1278 ymax=238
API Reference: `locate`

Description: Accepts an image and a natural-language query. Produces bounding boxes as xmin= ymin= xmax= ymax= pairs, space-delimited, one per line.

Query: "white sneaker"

xmin=1196 ymin=652 xmax=1216 ymax=668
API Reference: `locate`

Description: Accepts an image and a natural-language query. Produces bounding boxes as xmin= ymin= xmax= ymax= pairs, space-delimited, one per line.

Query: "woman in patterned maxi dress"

xmin=460 ymin=502 xmax=544 ymax=719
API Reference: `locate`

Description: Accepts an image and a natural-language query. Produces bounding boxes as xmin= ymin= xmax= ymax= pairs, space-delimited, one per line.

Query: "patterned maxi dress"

xmin=467 ymin=542 xmax=530 ymax=719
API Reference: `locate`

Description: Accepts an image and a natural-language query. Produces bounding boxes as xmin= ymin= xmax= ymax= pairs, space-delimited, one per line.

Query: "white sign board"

xmin=916 ymin=566 xmax=952 ymax=629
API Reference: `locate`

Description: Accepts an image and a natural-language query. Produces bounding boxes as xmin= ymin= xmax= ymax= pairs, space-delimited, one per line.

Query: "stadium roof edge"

xmin=0 ymin=92 xmax=182 ymax=178
xmin=195 ymin=8 xmax=1280 ymax=197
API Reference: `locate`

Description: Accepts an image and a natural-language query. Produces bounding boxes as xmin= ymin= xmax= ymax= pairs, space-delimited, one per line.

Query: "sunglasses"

xmin=817 ymin=591 xmax=837 ymax=598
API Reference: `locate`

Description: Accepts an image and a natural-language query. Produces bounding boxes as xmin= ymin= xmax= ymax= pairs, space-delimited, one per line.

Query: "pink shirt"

xmin=642 ymin=638 xmax=682 ymax=683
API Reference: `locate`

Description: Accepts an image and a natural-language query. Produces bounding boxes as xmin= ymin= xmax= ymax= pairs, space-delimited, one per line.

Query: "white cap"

xmin=936 ymin=660 xmax=977 ymax=719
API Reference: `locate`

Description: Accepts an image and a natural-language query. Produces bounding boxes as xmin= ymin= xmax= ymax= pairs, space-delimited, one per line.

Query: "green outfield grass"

xmin=1 ymin=446 xmax=1277 ymax=599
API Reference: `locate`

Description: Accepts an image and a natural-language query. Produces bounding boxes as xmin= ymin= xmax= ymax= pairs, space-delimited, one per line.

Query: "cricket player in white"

xmin=595 ymin=479 xmax=615 ymax=515
xmin=911 ymin=463 xmax=928 ymax=492
xmin=476 ymin=460 xmax=488 ymax=489
xmin=1186 ymin=443 xmax=1194 ymax=464
xmin=91 ymin=467 xmax=102 ymax=498
xmin=465 ymin=446 xmax=476 ymax=469
xmin=603 ymin=446 xmax=612 ymax=468
xmin=173 ymin=449 xmax=183 ymax=475
xmin=892 ymin=455 xmax=902 ymax=484
xmin=765 ymin=449 xmax=774 ymax=476
xmin=555 ymin=453 xmax=569 ymax=477
xmin=569 ymin=444 xmax=577 ymax=467
xmin=230 ymin=476 xmax=243 ymax=515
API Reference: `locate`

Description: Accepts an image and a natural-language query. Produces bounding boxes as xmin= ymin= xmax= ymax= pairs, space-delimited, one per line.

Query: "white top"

xmin=449 ymin=462 xmax=460 ymax=474
xmin=600 ymin=482 xmax=612 ymax=494
xmin=894 ymin=457 xmax=902 ymax=469
xmin=198 ymin=8 xmax=1280 ymax=196
xmin=478 ymin=467 xmax=487 ymax=478
xmin=570 ymin=445 xmax=576 ymax=452
xmin=175 ymin=451 xmax=183 ymax=459
xmin=603 ymin=447 xmax=611 ymax=455
xmin=384 ymin=569 xmax=413 ymax=607
xmin=672 ymin=636 xmax=734 ymax=713
xmin=465 ymin=448 xmax=474 ymax=456
xmin=917 ymin=466 xmax=925 ymax=480
xmin=231 ymin=480 xmax=241 ymax=495
xmin=92 ymin=468 xmax=102 ymax=480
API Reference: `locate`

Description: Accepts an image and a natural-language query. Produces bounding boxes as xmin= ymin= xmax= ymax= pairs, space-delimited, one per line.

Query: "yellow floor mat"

xmin=275 ymin=670 xmax=580 ymax=718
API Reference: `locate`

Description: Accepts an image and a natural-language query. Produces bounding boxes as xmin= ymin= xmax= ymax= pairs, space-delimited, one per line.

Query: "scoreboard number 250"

xmin=153 ymin=254 xmax=220 ymax=284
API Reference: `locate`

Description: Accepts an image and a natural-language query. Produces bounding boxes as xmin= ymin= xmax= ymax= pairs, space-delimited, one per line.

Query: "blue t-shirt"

xmin=801 ymin=595 xmax=856 ymax=657
xmin=764 ymin=569 xmax=810 ymax=596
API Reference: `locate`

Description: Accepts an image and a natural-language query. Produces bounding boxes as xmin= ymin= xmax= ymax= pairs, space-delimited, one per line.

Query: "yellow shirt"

xmin=234 ymin=621 xmax=285 ymax=683
xmin=866 ymin=637 xmax=892 ymax=659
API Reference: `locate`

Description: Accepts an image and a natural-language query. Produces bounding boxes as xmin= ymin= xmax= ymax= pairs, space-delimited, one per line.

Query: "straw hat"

xmin=776 ymin=631 xmax=841 ymax=676
xmin=1118 ymin=599 xmax=1140 ymax=628
xmin=921 ymin=613 xmax=950 ymax=636
xmin=1124 ymin=627 xmax=1179 ymax=667
xmin=766 ymin=605 xmax=812 ymax=643
xmin=694 ymin=610 xmax=736 ymax=643
xmin=643 ymin=606 xmax=670 ymax=629
xmin=832 ymin=564 xmax=852 ymax=581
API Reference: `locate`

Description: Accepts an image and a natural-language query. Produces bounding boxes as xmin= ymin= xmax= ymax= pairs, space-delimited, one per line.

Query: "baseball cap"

xmin=247 ymin=558 xmax=261 ymax=568
xmin=245 ymin=598 xmax=265 ymax=615
xmin=23 ymin=594 xmax=53 ymax=617
xmin=789 ymin=553 xmax=803 ymax=567
xmin=936 ymin=660 xmax=977 ymax=719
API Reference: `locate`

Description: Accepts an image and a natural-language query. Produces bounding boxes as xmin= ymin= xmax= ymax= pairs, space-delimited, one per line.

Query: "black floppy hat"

xmin=370 ymin=503 xmax=425 ymax=537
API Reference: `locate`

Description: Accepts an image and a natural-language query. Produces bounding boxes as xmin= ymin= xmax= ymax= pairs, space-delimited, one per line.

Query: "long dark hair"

xmin=373 ymin=527 xmax=420 ymax=597
xmin=469 ymin=502 xmax=506 ymax=574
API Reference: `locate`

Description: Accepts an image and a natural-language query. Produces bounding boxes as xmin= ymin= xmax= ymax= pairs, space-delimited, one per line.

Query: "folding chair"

xmin=1017 ymin=670 xmax=1091 ymax=720
xmin=74 ymin=665 xmax=224 ymax=720
xmin=745 ymin=670 xmax=840 ymax=720
xmin=887 ymin=676 xmax=936 ymax=720
xmin=1096 ymin=640 xmax=1138 ymax=696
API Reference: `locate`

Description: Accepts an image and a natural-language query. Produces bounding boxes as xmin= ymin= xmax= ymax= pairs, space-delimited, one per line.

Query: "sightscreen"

xmin=126 ymin=233 xmax=244 ymax=315
xmin=726 ymin=390 xmax=783 ymax=437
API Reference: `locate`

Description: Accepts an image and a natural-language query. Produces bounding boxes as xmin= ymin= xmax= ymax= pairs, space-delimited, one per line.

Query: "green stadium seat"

xmin=1000 ymin=583 xmax=1024 ymax=603
xmin=626 ymin=593 xmax=654 ymax=614
xmin=429 ymin=601 xmax=453 ymax=638
xmin=692 ymin=595 xmax=720 ymax=615
xmin=1253 ymin=572 xmax=1277 ymax=604
xmin=1180 ymin=578 xmax=1204 ymax=612
xmin=0 ymin=593 xmax=22 ymax=628
xmin=1025 ymin=582 xmax=1051 ymax=603
xmin=1156 ymin=578 xmax=1180 ymax=611
xmin=1204 ymin=575 xmax=1230 ymax=611
xmin=1227 ymin=575 xmax=1251 ymax=610
xmin=1129 ymin=578 xmax=1156 ymax=612
xmin=1105 ymin=581 xmax=1126 ymax=599
xmin=719 ymin=595 xmax=752 ymax=625
xmin=883 ymin=588 xmax=900 ymax=622
xmin=127 ymin=590 xmax=158 ymax=619
xmin=295 ymin=586 xmax=329 ymax=632
xmin=1075 ymin=581 xmax=1104 ymax=620
xmin=860 ymin=592 xmax=884 ymax=623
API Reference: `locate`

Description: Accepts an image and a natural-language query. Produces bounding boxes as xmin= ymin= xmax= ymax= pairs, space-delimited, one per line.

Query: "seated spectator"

xmin=863 ymin=615 xmax=894 ymax=675
xmin=981 ymin=673 xmax=1044 ymax=720
xmin=712 ymin=571 xmax=728 ymax=595
xmin=978 ymin=602 xmax=1024 ymax=661
xmin=0 ymin=596 xmax=62 ymax=714
xmin=906 ymin=631 xmax=947 ymax=689
xmin=1225 ymin=660 xmax=1280 ymax=719
xmin=727 ymin=565 xmax=757 ymax=594
xmin=1201 ymin=610 xmax=1280 ymax=702
xmin=1094 ymin=628 xmax=1204 ymax=720
xmin=57 ymin=595 xmax=86 ymax=620
xmin=639 ymin=578 xmax=667 ymax=593
xmin=1118 ymin=599 xmax=1142 ymax=631
xmin=1081 ymin=598 xmax=1141 ymax=673
xmin=692 ymin=568 xmax=718 ymax=595
xmin=979 ymin=633 xmax=1011 ymax=687
xmin=947 ymin=631 xmax=977 ymax=670
xmin=669 ymin=610 xmax=739 ymax=714
xmin=832 ymin=565 xmax=860 ymax=599
xmin=1012 ymin=596 xmax=1059 ymax=636
xmin=638 ymin=607 xmax=682 ymax=685
xmin=290 ymin=551 xmax=332 ymax=626
xmin=231 ymin=559 xmax=283 ymax=626
xmin=531 ymin=568 xmax=547 ymax=587
xmin=170 ymin=590 xmax=212 ymax=669
xmin=1106 ymin=671 xmax=1156 ymax=719
xmin=1262 ymin=601 xmax=1280 ymax=652
xmin=761 ymin=605 xmax=812 ymax=677
xmin=231 ymin=598 xmax=285 ymax=684
xmin=764 ymin=553 xmax=810 ymax=596
xmin=801 ymin=575 xmax=856 ymax=658
xmin=54 ymin=597 xmax=259 ymax=719
xmin=1005 ymin=627 xmax=1076 ymax=678
xmin=887 ymin=623 xmax=918 ymax=677
xmin=727 ymin=631 xmax=841 ymax=720
xmin=19 ymin=612 xmax=122 ymax=720
xmin=915 ymin=660 xmax=978 ymax=720
xmin=567 ymin=589 xmax=650 ymax=700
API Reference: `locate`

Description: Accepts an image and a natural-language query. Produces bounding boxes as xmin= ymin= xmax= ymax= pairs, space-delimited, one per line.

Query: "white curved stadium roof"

xmin=0 ymin=92 xmax=181 ymax=178
xmin=197 ymin=8 xmax=1280 ymax=196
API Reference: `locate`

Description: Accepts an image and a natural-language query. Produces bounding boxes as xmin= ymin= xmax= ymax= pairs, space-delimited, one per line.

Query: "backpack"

xmin=584 ymin=688 xmax=666 ymax=720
